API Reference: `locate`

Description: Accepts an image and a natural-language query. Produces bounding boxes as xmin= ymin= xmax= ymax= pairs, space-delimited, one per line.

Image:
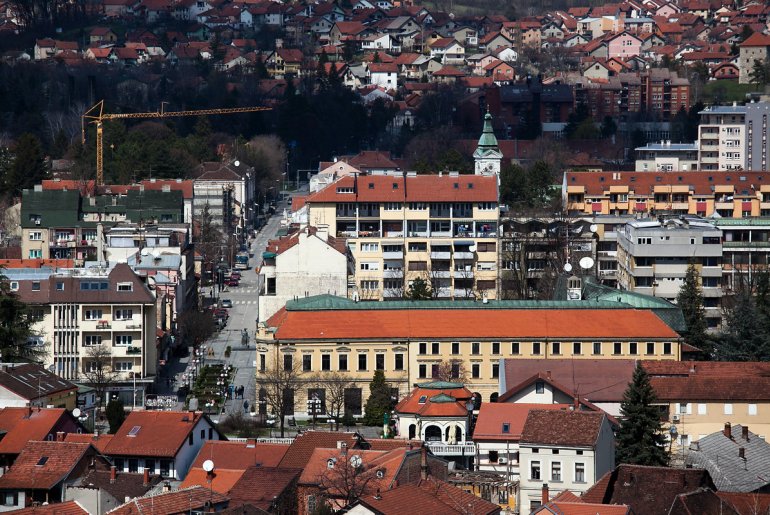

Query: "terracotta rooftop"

xmin=298 ymin=448 xmax=387 ymax=486
xmin=103 ymin=411 xmax=208 ymax=458
xmin=0 ymin=408 xmax=74 ymax=456
xmin=740 ymin=32 xmax=770 ymax=47
xmin=357 ymin=477 xmax=500 ymax=515
xmin=7 ymin=501 xmax=89 ymax=515
xmin=520 ymin=410 xmax=606 ymax=447
xmin=227 ymin=466 xmax=301 ymax=510
xmin=107 ymin=485 xmax=229 ymax=515
xmin=306 ymin=174 xmax=498 ymax=203
xmin=270 ymin=308 xmax=678 ymax=341
xmin=72 ymin=469 xmax=163 ymax=501
xmin=0 ymin=441 xmax=92 ymax=490
xmin=63 ymin=433 xmax=114 ymax=453
xmin=395 ymin=382 xmax=473 ymax=418
xmin=716 ymin=492 xmax=770 ymax=514
xmin=473 ymin=403 xmax=573 ymax=441
xmin=277 ymin=431 xmax=358 ymax=469
xmin=264 ymin=226 xmax=347 ymax=257
xmin=564 ymin=171 xmax=770 ymax=196
xmin=536 ymin=501 xmax=632 ymax=514
xmin=642 ymin=361 xmax=770 ymax=401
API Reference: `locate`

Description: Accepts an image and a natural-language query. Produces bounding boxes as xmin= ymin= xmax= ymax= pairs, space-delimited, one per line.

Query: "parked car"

xmin=221 ymin=299 xmax=233 ymax=308
xmin=230 ymin=272 xmax=241 ymax=280
xmin=226 ymin=278 xmax=240 ymax=287
xmin=215 ymin=308 xmax=229 ymax=320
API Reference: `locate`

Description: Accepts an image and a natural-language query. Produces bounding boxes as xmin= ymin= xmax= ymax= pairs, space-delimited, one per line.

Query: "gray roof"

xmin=636 ymin=143 xmax=698 ymax=151
xmin=699 ymin=105 xmax=747 ymax=115
xmin=686 ymin=425 xmax=770 ymax=493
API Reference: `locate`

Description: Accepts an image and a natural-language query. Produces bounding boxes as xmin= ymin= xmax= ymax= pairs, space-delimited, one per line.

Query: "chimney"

xmin=739 ymin=447 xmax=745 ymax=459
xmin=316 ymin=224 xmax=329 ymax=242
xmin=143 ymin=468 xmax=150 ymax=486
xmin=546 ymin=370 xmax=551 ymax=380
xmin=420 ymin=444 xmax=428 ymax=480
xmin=56 ymin=432 xmax=66 ymax=442
xmin=573 ymin=395 xmax=580 ymax=410
xmin=689 ymin=364 xmax=696 ymax=374
xmin=162 ymin=481 xmax=171 ymax=492
xmin=541 ymin=483 xmax=549 ymax=505
xmin=110 ymin=466 xmax=117 ymax=484
xmin=742 ymin=426 xmax=749 ymax=441
xmin=724 ymin=422 xmax=732 ymax=439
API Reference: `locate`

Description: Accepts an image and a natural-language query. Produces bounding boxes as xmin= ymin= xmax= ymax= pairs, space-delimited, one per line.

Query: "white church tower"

xmin=473 ymin=110 xmax=502 ymax=177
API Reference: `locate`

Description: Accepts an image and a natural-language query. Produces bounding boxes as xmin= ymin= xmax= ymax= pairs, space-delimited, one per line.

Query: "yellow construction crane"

xmin=82 ymin=100 xmax=271 ymax=185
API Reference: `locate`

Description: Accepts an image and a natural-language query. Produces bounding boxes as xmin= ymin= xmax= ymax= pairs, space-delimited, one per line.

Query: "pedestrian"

xmin=243 ymin=400 xmax=249 ymax=414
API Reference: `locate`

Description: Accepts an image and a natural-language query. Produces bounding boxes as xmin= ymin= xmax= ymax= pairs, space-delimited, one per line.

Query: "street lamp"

xmin=307 ymin=394 xmax=321 ymax=429
xmin=465 ymin=400 xmax=475 ymax=442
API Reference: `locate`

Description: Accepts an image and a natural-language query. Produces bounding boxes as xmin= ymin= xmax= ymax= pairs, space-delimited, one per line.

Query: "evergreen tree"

xmin=616 ymin=364 xmax=669 ymax=466
xmin=717 ymin=291 xmax=770 ymax=361
xmin=407 ymin=277 xmax=432 ymax=300
xmin=676 ymin=264 xmax=711 ymax=358
xmin=4 ymin=133 xmax=47 ymax=197
xmin=0 ymin=273 xmax=42 ymax=363
xmin=363 ymin=370 xmax=394 ymax=426
xmin=106 ymin=398 xmax=126 ymax=434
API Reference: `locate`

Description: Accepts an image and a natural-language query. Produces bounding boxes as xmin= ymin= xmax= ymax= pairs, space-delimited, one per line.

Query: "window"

xmin=511 ymin=342 xmax=520 ymax=355
xmin=678 ymin=403 xmax=691 ymax=414
xmin=535 ymin=381 xmax=545 ymax=394
xmin=114 ymin=361 xmax=133 ymax=371
xmin=384 ymin=202 xmax=402 ymax=211
xmin=724 ymin=403 xmax=733 ymax=415
xmin=259 ymin=354 xmax=266 ymax=373
xmin=646 ymin=342 xmax=655 ymax=355
xmin=117 ymin=282 xmax=133 ymax=292
xmin=551 ymin=462 xmax=562 ymax=481
xmin=84 ymin=335 xmax=102 ymax=346
xmin=114 ymin=309 xmax=133 ymax=320
xmin=492 ymin=342 xmax=500 ymax=355
xmin=488 ymin=450 xmax=499 ymax=463
xmin=321 ymin=354 xmax=330 ymax=371
xmin=573 ymin=342 xmax=581 ymax=355
xmin=84 ymin=309 xmax=103 ymax=320
xmin=32 ymin=281 xmax=40 ymax=291
xmin=698 ymin=403 xmax=707 ymax=415
xmin=575 ymin=463 xmax=586 ymax=483
xmin=749 ymin=404 xmax=758 ymax=416
xmin=338 ymin=354 xmax=348 ymax=371
xmin=613 ymin=342 xmax=622 ymax=355
xmin=303 ymin=355 xmax=312 ymax=372
xmin=56 ymin=282 xmax=64 ymax=291
xmin=530 ymin=461 xmax=541 ymax=480
xmin=532 ymin=341 xmax=541 ymax=355
xmin=360 ymin=242 xmax=379 ymax=252
xmin=408 ymin=242 xmax=427 ymax=252
xmin=114 ymin=335 xmax=133 ymax=346
xmin=360 ymin=280 xmax=379 ymax=291
xmin=29 ymin=231 xmax=42 ymax=241
xmin=359 ymin=262 xmax=379 ymax=271
xmin=492 ymin=363 xmax=499 ymax=378
xmin=472 ymin=364 xmax=480 ymax=378
xmin=376 ymin=353 xmax=384 ymax=371
xmin=283 ymin=354 xmax=293 ymax=371
xmin=395 ymin=353 xmax=404 ymax=370
xmin=29 ymin=250 xmax=42 ymax=259
xmin=471 ymin=342 xmax=480 ymax=355
xmin=552 ymin=341 xmax=561 ymax=355
xmin=629 ymin=342 xmax=638 ymax=355
xmin=663 ymin=342 xmax=672 ymax=355
xmin=431 ymin=342 xmax=440 ymax=355
xmin=419 ymin=364 xmax=427 ymax=378
xmin=451 ymin=342 xmax=460 ymax=354
xmin=358 ymin=354 xmax=367 ymax=371
xmin=9 ymin=282 xmax=18 ymax=291
xmin=1 ymin=491 xmax=18 ymax=506
xmin=502 ymin=423 xmax=510 ymax=433
xmin=344 ymin=388 xmax=362 ymax=415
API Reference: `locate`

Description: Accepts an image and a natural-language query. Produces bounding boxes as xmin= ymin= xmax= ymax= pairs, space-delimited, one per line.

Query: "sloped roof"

xmin=564 ymin=171 xmax=770 ymax=196
xmin=298 ymin=448 xmax=387 ymax=486
xmin=103 ymin=411 xmax=208 ymax=458
xmin=227 ymin=466 xmax=301 ymax=509
xmin=72 ymin=469 xmax=162 ymax=501
xmin=7 ymin=501 xmax=89 ymax=514
xmin=277 ymin=431 xmax=358 ymax=469
xmin=520 ymin=410 xmax=606 ymax=447
xmin=717 ymin=492 xmax=770 ymax=514
xmin=395 ymin=383 xmax=473 ymax=417
xmin=0 ymin=363 xmax=76 ymax=401
xmin=0 ymin=408 xmax=72 ymax=455
xmin=357 ymin=477 xmax=500 ymax=515
xmin=740 ymin=32 xmax=770 ymax=47
xmin=643 ymin=361 xmax=770 ymax=401
xmin=473 ymin=403 xmax=573 ymax=441
xmin=107 ymin=486 xmax=228 ymax=514
xmin=668 ymin=489 xmax=739 ymax=515
xmin=0 ymin=441 xmax=92 ymax=490
xmin=63 ymin=433 xmax=114 ymax=453
xmin=264 ymin=225 xmax=347 ymax=257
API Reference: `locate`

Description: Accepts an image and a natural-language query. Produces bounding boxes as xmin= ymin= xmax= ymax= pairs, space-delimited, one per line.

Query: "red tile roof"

xmin=306 ymin=174 xmax=498 ymax=203
xmin=107 ymin=486 xmax=228 ymax=515
xmin=520 ymin=410 xmax=606 ymax=447
xmin=0 ymin=441 xmax=92 ymax=490
xmin=537 ymin=502 xmax=631 ymax=514
xmin=0 ymin=408 xmax=74 ymax=456
xmin=271 ymin=309 xmax=679 ymax=341
xmin=103 ymin=411 xmax=207 ymax=458
xmin=740 ymin=32 xmax=770 ymax=47
xmin=0 ymin=259 xmax=74 ymax=269
xmin=716 ymin=492 xmax=770 ymax=514
xmin=277 ymin=431 xmax=358 ymax=469
xmin=643 ymin=361 xmax=770 ymax=401
xmin=358 ymin=477 xmax=500 ymax=515
xmin=565 ymin=171 xmax=770 ymax=196
xmin=395 ymin=383 xmax=473 ymax=418
xmin=474 ymin=403 xmax=573 ymax=441
xmin=8 ymin=500 xmax=89 ymax=514
xmin=63 ymin=433 xmax=114 ymax=453
xmin=264 ymin=225 xmax=347 ymax=257
xmin=180 ymin=468 xmax=245 ymax=494
xmin=190 ymin=440 xmax=289 ymax=470
xmin=298 ymin=448 xmax=387 ymax=486
xmin=226 ymin=466 xmax=301 ymax=509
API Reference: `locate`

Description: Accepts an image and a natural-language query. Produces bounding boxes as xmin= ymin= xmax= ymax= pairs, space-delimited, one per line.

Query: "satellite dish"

xmin=589 ymin=224 xmax=598 ymax=233
xmin=202 ymin=459 xmax=215 ymax=472
xmin=140 ymin=248 xmax=151 ymax=256
xmin=564 ymin=263 xmax=573 ymax=273
xmin=350 ymin=455 xmax=362 ymax=468
xmin=234 ymin=160 xmax=240 ymax=167
xmin=468 ymin=244 xmax=477 ymax=252
xmin=579 ymin=256 xmax=595 ymax=270
xmin=72 ymin=408 xmax=81 ymax=418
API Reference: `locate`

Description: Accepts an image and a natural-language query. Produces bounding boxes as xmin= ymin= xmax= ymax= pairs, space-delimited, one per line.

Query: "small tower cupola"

xmin=473 ymin=110 xmax=502 ymax=177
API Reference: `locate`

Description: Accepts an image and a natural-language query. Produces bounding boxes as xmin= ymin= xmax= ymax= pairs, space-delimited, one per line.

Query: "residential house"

xmin=258 ymin=295 xmax=683 ymax=419
xmin=394 ymin=382 xmax=474 ymax=448
xmin=518 ymin=410 xmax=615 ymax=512
xmin=258 ymin=225 xmax=350 ymax=324
xmin=33 ymin=39 xmax=78 ymax=60
xmin=9 ymin=264 xmax=158 ymax=400
xmin=634 ymin=141 xmax=699 ymax=171
xmin=739 ymin=32 xmax=770 ymax=84
xmin=102 ymin=410 xmax=222 ymax=480
xmin=368 ymin=62 xmax=398 ymax=88
xmin=607 ymin=31 xmax=643 ymax=59
xmin=193 ymin=161 xmax=254 ymax=237
xmin=0 ymin=408 xmax=81 ymax=467
xmin=225 ymin=466 xmax=301 ymax=512
xmin=429 ymin=38 xmax=466 ymax=65
xmin=485 ymin=60 xmax=515 ymax=83
xmin=65 ymin=467 xmax=162 ymax=514
xmin=107 ymin=485 xmax=228 ymax=514
xmin=0 ymin=364 xmax=77 ymax=410
xmin=0 ymin=441 xmax=109 ymax=512
xmin=265 ymin=48 xmax=304 ymax=78
xmin=89 ymin=27 xmax=117 ymax=45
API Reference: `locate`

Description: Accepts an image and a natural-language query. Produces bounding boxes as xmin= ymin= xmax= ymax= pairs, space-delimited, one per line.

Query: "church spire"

xmin=474 ymin=109 xmax=502 ymax=177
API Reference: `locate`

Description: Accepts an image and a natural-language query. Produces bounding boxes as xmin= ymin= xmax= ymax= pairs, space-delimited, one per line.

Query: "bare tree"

xmin=82 ymin=344 xmax=117 ymax=409
xmin=236 ymin=135 xmax=287 ymax=191
xmin=433 ymin=360 xmax=469 ymax=383
xmin=311 ymin=371 xmax=355 ymax=431
xmin=257 ymin=353 xmax=305 ymax=437
xmin=316 ymin=449 xmax=383 ymax=509
xmin=177 ymin=309 xmax=215 ymax=348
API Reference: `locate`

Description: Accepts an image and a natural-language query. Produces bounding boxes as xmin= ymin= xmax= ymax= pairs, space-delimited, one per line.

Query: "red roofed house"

xmin=102 ymin=410 xmax=222 ymax=480
xmin=367 ymin=62 xmax=398 ymax=88
xmin=739 ymin=32 xmax=770 ymax=83
xmin=0 ymin=440 xmax=109 ymax=510
xmin=428 ymin=37 xmax=465 ymax=65
xmin=0 ymin=408 xmax=81 ymax=468
xmin=258 ymin=225 xmax=350 ymax=324
xmin=394 ymin=381 xmax=474 ymax=449
xmin=108 ymin=485 xmax=228 ymax=514
xmin=518 ymin=410 xmax=615 ymax=512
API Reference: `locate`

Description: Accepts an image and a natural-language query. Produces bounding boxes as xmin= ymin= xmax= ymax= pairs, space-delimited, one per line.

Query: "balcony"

xmin=434 ymin=288 xmax=452 ymax=298
xmin=383 ymin=231 xmax=404 ymax=238
xmin=358 ymin=231 xmax=381 ymax=238
xmin=598 ymin=250 xmax=617 ymax=258
xmin=454 ymin=252 xmax=474 ymax=260
xmin=126 ymin=346 xmax=142 ymax=354
xmin=426 ymin=442 xmax=476 ymax=456
xmin=95 ymin=320 xmax=111 ymax=330
xmin=383 ymin=250 xmax=404 ymax=259
xmin=407 ymin=231 xmax=429 ymax=237
xmin=453 ymin=269 xmax=474 ymax=278
xmin=383 ymin=269 xmax=404 ymax=278
xmin=453 ymin=289 xmax=475 ymax=298
xmin=430 ymin=252 xmax=451 ymax=260
xmin=432 ymin=270 xmax=451 ymax=279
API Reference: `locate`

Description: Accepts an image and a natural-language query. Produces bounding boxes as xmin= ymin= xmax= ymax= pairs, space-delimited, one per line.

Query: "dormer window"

xmin=418 ymin=395 xmax=427 ymax=404
xmin=117 ymin=282 xmax=133 ymax=292
xmin=502 ymin=423 xmax=510 ymax=434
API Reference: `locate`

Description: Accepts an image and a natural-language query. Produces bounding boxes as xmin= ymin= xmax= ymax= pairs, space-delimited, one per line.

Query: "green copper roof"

xmin=285 ymin=294 xmax=636 ymax=311
xmin=476 ymin=112 xmax=499 ymax=151
xmin=417 ymin=381 xmax=464 ymax=389
xmin=713 ymin=218 xmax=770 ymax=226
xmin=429 ymin=393 xmax=457 ymax=403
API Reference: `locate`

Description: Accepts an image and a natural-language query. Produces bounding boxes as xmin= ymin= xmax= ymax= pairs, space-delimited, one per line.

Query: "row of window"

xmin=84 ymin=360 xmax=133 ymax=372
xmin=418 ymin=361 xmax=499 ymax=380
xmin=359 ymin=242 xmax=497 ymax=253
xmin=83 ymin=334 xmax=134 ymax=346
xmin=287 ymin=353 xmax=405 ymax=373
xmin=676 ymin=402 xmax=760 ymax=416
xmin=530 ymin=460 xmax=586 ymax=483
xmin=83 ymin=309 xmax=136 ymax=320
xmin=417 ymin=341 xmax=673 ymax=356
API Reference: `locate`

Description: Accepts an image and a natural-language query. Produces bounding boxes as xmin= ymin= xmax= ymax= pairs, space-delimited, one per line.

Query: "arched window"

xmin=490 ymin=392 xmax=499 ymax=403
xmin=425 ymin=425 xmax=442 ymax=442
xmin=473 ymin=392 xmax=482 ymax=410
xmin=408 ymin=424 xmax=416 ymax=440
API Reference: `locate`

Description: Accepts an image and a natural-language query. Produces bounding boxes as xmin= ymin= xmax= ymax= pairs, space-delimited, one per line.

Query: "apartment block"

xmin=616 ymin=218 xmax=723 ymax=328
xmin=746 ymin=102 xmax=770 ymax=172
xmin=635 ymin=141 xmax=698 ymax=172
xmin=306 ymin=173 xmax=500 ymax=300
xmin=698 ymin=105 xmax=746 ymax=172
xmin=8 ymin=264 xmax=157 ymax=404
xmin=257 ymin=295 xmax=682 ymax=419
xmin=193 ymin=161 xmax=255 ymax=236
xmin=563 ymin=171 xmax=770 ymax=218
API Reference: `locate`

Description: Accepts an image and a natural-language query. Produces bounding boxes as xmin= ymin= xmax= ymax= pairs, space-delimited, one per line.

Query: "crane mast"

xmin=82 ymin=100 xmax=271 ymax=185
